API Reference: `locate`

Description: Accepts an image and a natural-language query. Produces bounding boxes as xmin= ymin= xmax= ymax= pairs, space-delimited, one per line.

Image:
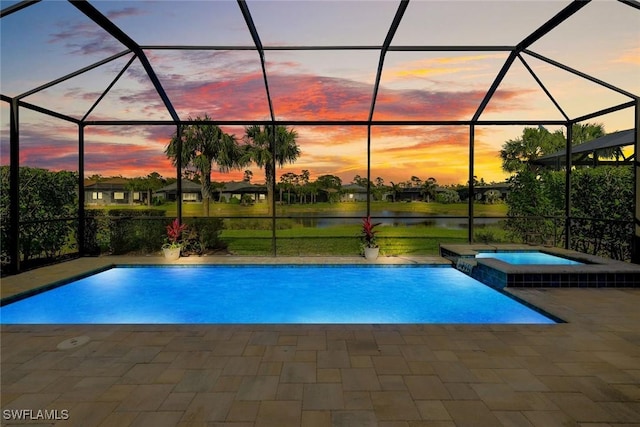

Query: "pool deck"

xmin=2 ymin=255 xmax=640 ymax=426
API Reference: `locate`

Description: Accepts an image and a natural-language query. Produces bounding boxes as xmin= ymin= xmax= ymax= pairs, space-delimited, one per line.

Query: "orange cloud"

xmin=383 ymin=54 xmax=507 ymax=81
xmin=614 ymin=46 xmax=640 ymax=65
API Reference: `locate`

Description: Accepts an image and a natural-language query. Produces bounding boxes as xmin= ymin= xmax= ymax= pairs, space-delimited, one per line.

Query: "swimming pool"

xmin=475 ymin=251 xmax=582 ymax=265
xmin=0 ymin=265 xmax=556 ymax=324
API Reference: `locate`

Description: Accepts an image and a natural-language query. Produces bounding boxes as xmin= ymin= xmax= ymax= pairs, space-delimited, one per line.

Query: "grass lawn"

xmin=221 ymin=224 xmax=470 ymax=256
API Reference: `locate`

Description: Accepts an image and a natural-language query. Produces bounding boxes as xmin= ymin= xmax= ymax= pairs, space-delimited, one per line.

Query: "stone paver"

xmin=1 ymin=256 xmax=640 ymax=425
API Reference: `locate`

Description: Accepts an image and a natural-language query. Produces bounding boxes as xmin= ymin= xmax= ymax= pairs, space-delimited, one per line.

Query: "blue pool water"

xmin=0 ymin=266 xmax=555 ymax=324
xmin=476 ymin=251 xmax=582 ymax=265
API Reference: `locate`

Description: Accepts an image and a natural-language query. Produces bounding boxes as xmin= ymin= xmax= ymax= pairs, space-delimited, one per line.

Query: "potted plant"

xmin=162 ymin=218 xmax=187 ymax=261
xmin=360 ymin=216 xmax=381 ymax=260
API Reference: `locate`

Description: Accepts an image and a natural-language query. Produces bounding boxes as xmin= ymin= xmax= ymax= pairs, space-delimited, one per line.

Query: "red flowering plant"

xmin=360 ymin=216 xmax=381 ymax=250
xmin=162 ymin=218 xmax=188 ymax=250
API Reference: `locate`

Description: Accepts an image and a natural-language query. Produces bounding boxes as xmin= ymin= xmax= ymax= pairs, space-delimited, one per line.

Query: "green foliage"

xmin=106 ymin=209 xmax=167 ymax=254
xmin=243 ymin=125 xmax=300 ymax=213
xmin=183 ymin=217 xmax=226 ymax=252
xmin=474 ymin=224 xmax=509 ymax=244
xmin=505 ymin=170 xmax=559 ymax=244
xmin=570 ymin=167 xmax=632 ymax=259
xmin=240 ymin=194 xmax=254 ymax=206
xmin=1 ymin=166 xmax=78 ymax=264
xmin=315 ymin=174 xmax=342 ymax=203
xmin=84 ymin=210 xmax=227 ymax=255
xmin=482 ymin=189 xmax=502 ymax=204
xmin=166 ymin=115 xmax=244 ymax=216
xmin=435 ymin=189 xmax=461 ymax=204
xmin=505 ymin=166 xmax=632 ymax=260
xmin=84 ymin=209 xmax=110 ymax=255
xmin=500 ymin=123 xmax=605 ymax=173
xmin=224 ymin=218 xmax=295 ymax=230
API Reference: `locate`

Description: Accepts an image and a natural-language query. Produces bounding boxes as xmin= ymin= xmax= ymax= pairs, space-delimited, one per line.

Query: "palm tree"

xmin=389 ymin=181 xmax=401 ymax=202
xmin=420 ymin=177 xmax=437 ymax=202
xmin=242 ymin=125 xmax=300 ymax=213
xmin=166 ymin=115 xmax=243 ymax=216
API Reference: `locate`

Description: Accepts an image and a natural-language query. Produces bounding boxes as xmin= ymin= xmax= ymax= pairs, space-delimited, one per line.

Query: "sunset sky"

xmin=1 ymin=0 xmax=638 ymax=185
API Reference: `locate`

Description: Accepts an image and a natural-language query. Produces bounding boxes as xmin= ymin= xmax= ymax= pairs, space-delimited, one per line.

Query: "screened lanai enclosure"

xmin=1 ymin=0 xmax=639 ymax=273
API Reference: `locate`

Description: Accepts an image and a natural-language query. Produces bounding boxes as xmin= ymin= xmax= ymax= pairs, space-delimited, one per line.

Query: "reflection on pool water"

xmin=0 ymin=265 xmax=556 ymax=324
xmin=476 ymin=251 xmax=582 ymax=265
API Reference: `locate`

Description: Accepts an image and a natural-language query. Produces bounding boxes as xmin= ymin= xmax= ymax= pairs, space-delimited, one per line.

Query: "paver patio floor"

xmin=2 ymin=256 xmax=639 ymax=426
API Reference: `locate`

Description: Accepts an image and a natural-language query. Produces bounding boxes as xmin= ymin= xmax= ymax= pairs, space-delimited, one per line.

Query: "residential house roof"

xmin=222 ymin=182 xmax=267 ymax=193
xmin=342 ymin=184 xmax=368 ymax=193
xmin=155 ymin=179 xmax=201 ymax=193
xmin=84 ymin=177 xmax=129 ymax=189
xmin=533 ymin=129 xmax=635 ymax=166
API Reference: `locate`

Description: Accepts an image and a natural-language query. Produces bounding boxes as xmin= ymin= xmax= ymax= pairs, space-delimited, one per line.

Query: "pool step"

xmin=456 ymin=258 xmax=477 ymax=275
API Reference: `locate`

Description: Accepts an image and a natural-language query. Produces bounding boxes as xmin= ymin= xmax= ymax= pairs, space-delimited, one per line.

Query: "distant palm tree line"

xmin=165 ymin=114 xmax=504 ymax=209
xmin=164 ymin=115 xmax=503 ymax=212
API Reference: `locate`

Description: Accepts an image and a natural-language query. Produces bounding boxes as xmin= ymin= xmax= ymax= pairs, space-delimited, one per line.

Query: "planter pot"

xmin=364 ymin=247 xmax=379 ymax=260
xmin=162 ymin=247 xmax=181 ymax=261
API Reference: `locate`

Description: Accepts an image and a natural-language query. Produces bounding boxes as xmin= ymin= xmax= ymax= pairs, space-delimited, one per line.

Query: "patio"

xmin=2 ymin=256 xmax=640 ymax=426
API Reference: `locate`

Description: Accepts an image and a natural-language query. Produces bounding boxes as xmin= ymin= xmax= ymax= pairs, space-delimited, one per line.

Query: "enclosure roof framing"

xmin=1 ymin=0 xmax=637 ymax=126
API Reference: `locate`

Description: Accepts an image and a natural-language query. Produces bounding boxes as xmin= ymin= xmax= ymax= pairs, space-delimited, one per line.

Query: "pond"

xmin=294 ymin=210 xmax=503 ymax=229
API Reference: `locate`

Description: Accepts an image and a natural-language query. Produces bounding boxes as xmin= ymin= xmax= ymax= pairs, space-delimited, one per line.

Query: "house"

xmin=394 ymin=186 xmax=423 ymax=202
xmin=84 ymin=178 xmax=131 ymax=205
xmin=154 ymin=179 xmax=202 ymax=202
xmin=340 ymin=184 xmax=368 ymax=202
xmin=218 ymin=182 xmax=267 ymax=203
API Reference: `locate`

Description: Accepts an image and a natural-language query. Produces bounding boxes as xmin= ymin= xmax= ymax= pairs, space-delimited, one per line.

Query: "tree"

xmin=279 ymin=172 xmax=298 ymax=204
xmin=420 ymin=177 xmax=437 ymax=202
xmin=500 ymin=123 xmax=606 ymax=173
xmin=166 ymin=115 xmax=243 ymax=216
xmin=242 ymin=125 xmax=300 ymax=213
xmin=500 ymin=126 xmax=565 ymax=173
xmin=572 ymin=122 xmax=605 ymax=144
xmin=242 ymin=170 xmax=253 ymax=183
xmin=389 ymin=181 xmax=401 ymax=202
xmin=126 ymin=172 xmax=167 ymax=206
xmin=297 ymin=170 xmax=310 ymax=204
xmin=352 ymin=174 xmax=369 ymax=187
xmin=315 ymin=174 xmax=342 ymax=203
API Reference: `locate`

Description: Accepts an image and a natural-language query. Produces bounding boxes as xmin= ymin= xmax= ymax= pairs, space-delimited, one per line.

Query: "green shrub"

xmin=224 ymin=218 xmax=295 ymax=230
xmin=184 ymin=217 xmax=226 ymax=251
xmin=474 ymin=225 xmax=509 ymax=244
xmin=83 ymin=210 xmax=110 ymax=255
xmin=1 ymin=167 xmax=77 ymax=265
xmin=435 ymin=189 xmax=460 ymax=204
xmin=107 ymin=209 xmax=167 ymax=254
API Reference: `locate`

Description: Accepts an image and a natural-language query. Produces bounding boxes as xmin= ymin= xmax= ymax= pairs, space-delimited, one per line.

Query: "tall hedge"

xmin=1 ymin=166 xmax=78 ymax=265
xmin=96 ymin=209 xmax=167 ymax=255
xmin=506 ymin=166 xmax=633 ymax=260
